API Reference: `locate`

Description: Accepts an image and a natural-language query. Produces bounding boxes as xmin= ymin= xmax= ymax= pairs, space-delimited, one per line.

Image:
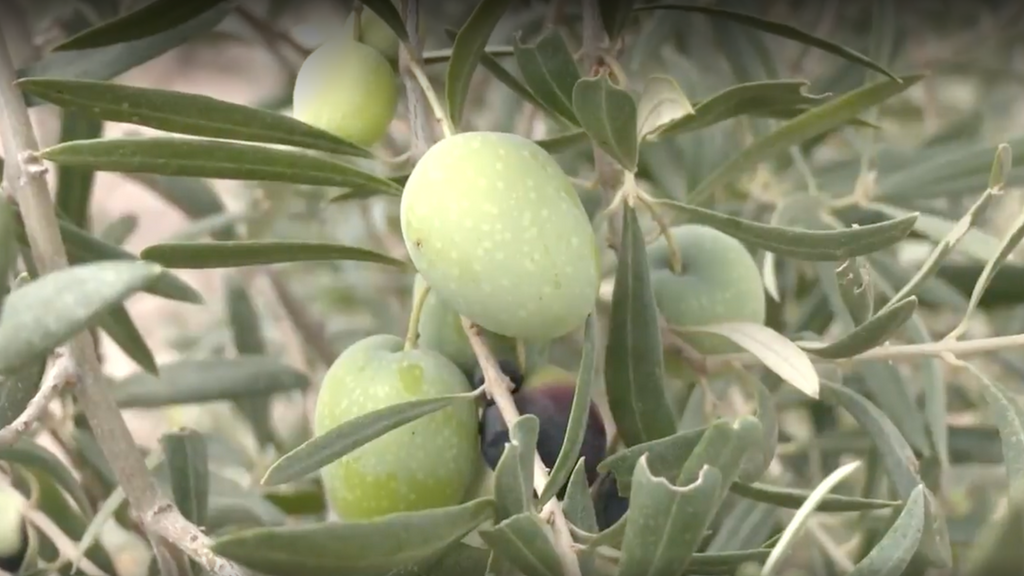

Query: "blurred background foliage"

xmin=3 ymin=0 xmax=1024 ymax=574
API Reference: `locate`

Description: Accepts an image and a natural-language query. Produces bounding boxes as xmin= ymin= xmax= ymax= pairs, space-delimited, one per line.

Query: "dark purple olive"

xmin=479 ymin=366 xmax=607 ymax=495
xmin=593 ymin=473 xmax=630 ymax=531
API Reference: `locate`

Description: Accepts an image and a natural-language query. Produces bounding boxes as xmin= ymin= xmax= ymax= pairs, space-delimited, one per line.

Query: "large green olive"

xmin=313 ymin=334 xmax=480 ymax=520
xmin=412 ymin=274 xmax=548 ymax=378
xmin=292 ymin=34 xmax=398 ymax=148
xmin=647 ymin=224 xmax=766 ymax=373
xmin=400 ymin=131 xmax=601 ymax=341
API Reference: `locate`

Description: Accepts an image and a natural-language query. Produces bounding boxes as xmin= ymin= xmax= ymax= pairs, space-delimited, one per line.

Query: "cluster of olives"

xmin=295 ymin=2 xmax=767 ymax=532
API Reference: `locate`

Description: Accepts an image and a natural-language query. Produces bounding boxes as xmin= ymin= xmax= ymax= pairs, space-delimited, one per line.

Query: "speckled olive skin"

xmin=647 ymin=225 xmax=766 ymax=375
xmin=400 ymin=132 xmax=601 ymax=341
xmin=292 ymin=35 xmax=397 ymax=148
xmin=412 ymin=274 xmax=549 ymax=378
xmin=313 ymin=334 xmax=480 ymax=520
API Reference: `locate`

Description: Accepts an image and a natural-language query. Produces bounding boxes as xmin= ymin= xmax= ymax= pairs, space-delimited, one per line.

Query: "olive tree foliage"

xmin=1 ymin=0 xmax=1024 ymax=574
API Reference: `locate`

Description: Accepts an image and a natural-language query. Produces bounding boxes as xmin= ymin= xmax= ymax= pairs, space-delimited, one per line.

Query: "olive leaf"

xmin=55 ymin=108 xmax=102 ymax=229
xmin=18 ymin=2 xmax=234 ymax=105
xmin=446 ymin=0 xmax=515 ymax=127
xmin=514 ymin=30 xmax=582 ymax=126
xmin=140 ymin=240 xmax=407 ymax=270
xmin=51 ymin=0 xmax=228 ymax=51
xmin=730 ymin=481 xmax=900 ymax=512
xmin=636 ymin=75 xmax=695 ymax=141
xmin=688 ymin=75 xmax=926 ymax=205
xmin=799 ymin=296 xmax=918 ymax=359
xmin=360 ymin=0 xmax=410 ymax=44
xmin=0 ymin=261 xmax=162 ymax=375
xmin=18 ymin=78 xmax=372 ymax=157
xmin=634 ymin=3 xmax=898 ymax=80
xmin=478 ymin=513 xmax=565 ymax=576
xmin=572 ymin=72 xmax=639 ymax=172
xmin=616 ymin=459 xmax=722 ymax=576
xmin=650 ymin=199 xmax=918 ymax=262
xmin=675 ymin=323 xmax=820 ymax=399
xmin=538 ymin=314 xmax=598 ymax=504
xmin=261 ymin=392 xmax=477 ymax=486
xmin=604 ymin=205 xmax=677 ymax=447
xmin=112 ymin=356 xmax=311 ymax=409
xmin=493 ymin=415 xmax=540 ymax=521
xmin=211 ymin=498 xmax=495 ymax=575
xmin=160 ymin=428 xmax=210 ymax=527
xmin=38 ymin=138 xmax=403 ymax=196
xmin=847 ymin=485 xmax=926 ymax=576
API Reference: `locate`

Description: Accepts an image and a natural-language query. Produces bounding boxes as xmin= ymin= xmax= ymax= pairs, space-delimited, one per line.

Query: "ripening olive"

xmin=479 ymin=365 xmax=607 ymax=493
xmin=313 ymin=334 xmax=480 ymax=520
xmin=0 ymin=484 xmax=27 ymax=574
xmin=593 ymin=472 xmax=630 ymax=531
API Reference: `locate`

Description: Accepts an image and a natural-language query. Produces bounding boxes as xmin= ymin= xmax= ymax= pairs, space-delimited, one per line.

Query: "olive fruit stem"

xmin=0 ymin=348 xmax=76 ymax=448
xmin=401 ymin=44 xmax=454 ymax=139
xmin=460 ymin=318 xmax=583 ymax=576
xmin=636 ymin=194 xmax=682 ymax=275
xmin=404 ymin=280 xmax=432 ymax=351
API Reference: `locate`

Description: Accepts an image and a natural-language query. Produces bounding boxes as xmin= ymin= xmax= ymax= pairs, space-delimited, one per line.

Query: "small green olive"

xmin=292 ymin=34 xmax=398 ymax=148
xmin=313 ymin=334 xmax=481 ymax=520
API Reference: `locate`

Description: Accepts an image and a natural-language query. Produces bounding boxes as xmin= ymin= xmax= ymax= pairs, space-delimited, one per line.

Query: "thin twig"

xmin=0 ymin=350 xmax=76 ymax=448
xmin=461 ymin=319 xmax=583 ymax=576
xmin=263 ymin=268 xmax=338 ymax=367
xmin=0 ymin=29 xmax=250 ymax=576
xmin=398 ymin=0 xmax=437 ymax=158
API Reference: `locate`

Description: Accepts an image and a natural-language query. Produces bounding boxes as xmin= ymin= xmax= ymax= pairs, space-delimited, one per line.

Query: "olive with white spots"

xmin=313 ymin=334 xmax=480 ymax=520
xmin=400 ymin=131 xmax=601 ymax=341
xmin=647 ymin=225 xmax=766 ymax=378
xmin=292 ymin=32 xmax=398 ymax=148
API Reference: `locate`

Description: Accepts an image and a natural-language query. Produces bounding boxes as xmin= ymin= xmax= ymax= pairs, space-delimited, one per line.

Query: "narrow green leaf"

xmin=225 ymin=275 xmax=276 ymax=448
xmin=730 ymin=481 xmax=900 ymax=512
xmin=534 ymin=131 xmax=589 ymax=155
xmin=675 ymin=323 xmax=819 ymax=399
xmin=493 ymin=415 xmax=539 ymax=521
xmin=423 ymin=45 xmax=515 ymax=64
xmin=635 ymin=4 xmax=899 ymax=80
xmin=656 ymin=80 xmax=827 ymax=138
xmin=636 ymin=75 xmax=694 ymax=141
xmin=140 ymin=240 xmax=407 ymax=270
xmin=963 ymin=363 xmax=1024 ymax=493
xmin=0 ymin=261 xmax=161 ymax=375
xmin=605 ymin=205 xmax=676 ymax=447
xmin=261 ymin=392 xmax=476 ymax=486
xmin=988 ymin=142 xmax=1012 ymax=191
xmin=55 ymin=109 xmax=103 ymax=228
xmin=762 ymin=460 xmax=863 ymax=576
xmin=443 ymin=28 xmax=551 ymax=117
xmin=835 ymin=257 xmax=875 ymax=325
xmin=870 ymin=202 xmax=1001 ymax=263
xmin=211 ymin=498 xmax=495 ymax=575
xmin=963 ymin=481 xmax=1024 ymax=576
xmin=98 ymin=304 xmax=159 ymax=375
xmin=51 ymin=0 xmax=228 ymax=51
xmin=18 ymin=78 xmax=372 ymax=158
xmin=0 ymin=360 xmax=44 ymax=432
xmin=113 ymin=356 xmax=310 ymax=409
xmin=598 ymin=426 xmax=707 ymax=492
xmin=689 ymin=75 xmax=925 ymax=205
xmin=848 ymin=486 xmax=926 ymax=576
xmin=38 ymin=137 xmax=402 ymax=195
xmin=539 ymin=314 xmax=598 ymax=504
xmin=19 ymin=2 xmax=233 ymax=105
xmin=676 ymin=417 xmax=765 ymax=505
xmin=0 ymin=198 xmax=15 ymax=290
xmin=97 ymin=214 xmax=138 ymax=245
xmin=855 ymin=360 xmax=931 ymax=458
xmin=11 ymin=208 xmax=203 ymax=304
xmin=653 ymin=198 xmax=918 ymax=261
xmin=617 ymin=459 xmax=722 ymax=576
xmin=160 ymin=428 xmax=210 ymax=527
xmin=572 ymin=72 xmax=639 ymax=172
xmin=562 ymin=459 xmax=599 ymax=533
xmin=478 ymin=513 xmax=564 ymax=576
xmin=799 ymin=296 xmax=918 ymax=359
xmin=446 ymin=0 xmax=515 ymax=127
xmin=514 ymin=30 xmax=582 ymax=125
